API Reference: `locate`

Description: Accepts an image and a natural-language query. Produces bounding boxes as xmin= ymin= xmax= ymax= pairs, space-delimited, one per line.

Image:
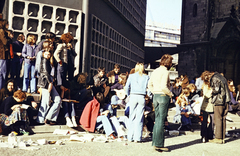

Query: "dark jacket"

xmin=37 ymin=57 xmax=52 ymax=88
xmin=210 ymin=72 xmax=231 ymax=105
xmin=12 ymin=40 xmax=24 ymax=63
xmin=0 ymin=96 xmax=21 ymax=116
xmin=170 ymin=85 xmax=182 ymax=100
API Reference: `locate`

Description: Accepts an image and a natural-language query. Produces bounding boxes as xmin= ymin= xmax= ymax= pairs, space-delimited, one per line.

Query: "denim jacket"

xmin=22 ymin=44 xmax=37 ymax=64
xmin=125 ymin=72 xmax=149 ymax=96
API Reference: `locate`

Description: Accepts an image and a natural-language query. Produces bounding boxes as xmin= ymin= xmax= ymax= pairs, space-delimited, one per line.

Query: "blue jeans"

xmin=152 ymin=94 xmax=170 ymax=147
xmin=96 ymin=115 xmax=114 ymax=136
xmin=22 ymin=63 xmax=36 ymax=93
xmin=56 ymin=63 xmax=67 ymax=86
xmin=0 ymin=59 xmax=7 ymax=90
xmin=127 ymin=94 xmax=145 ymax=141
xmin=37 ymin=86 xmax=61 ymax=123
xmin=110 ymin=116 xmax=129 ymax=136
xmin=62 ymin=101 xmax=76 ymax=118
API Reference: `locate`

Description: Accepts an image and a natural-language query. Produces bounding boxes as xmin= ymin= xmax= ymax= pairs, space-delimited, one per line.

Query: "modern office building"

xmin=144 ymin=21 xmax=180 ymax=80
xmin=2 ymin=0 xmax=146 ymax=78
xmin=145 ymin=21 xmax=180 ymax=47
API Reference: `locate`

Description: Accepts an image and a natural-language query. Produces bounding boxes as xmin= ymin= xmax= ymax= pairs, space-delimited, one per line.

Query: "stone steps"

xmin=2 ymin=95 xmax=239 ymax=143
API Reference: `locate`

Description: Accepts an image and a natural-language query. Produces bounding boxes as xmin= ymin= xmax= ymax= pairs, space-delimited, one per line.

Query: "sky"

xmin=146 ymin=0 xmax=182 ymax=28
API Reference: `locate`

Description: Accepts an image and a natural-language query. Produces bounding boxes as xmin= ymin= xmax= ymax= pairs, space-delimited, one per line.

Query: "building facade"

xmin=2 ymin=0 xmax=146 ymax=78
xmin=179 ymin=0 xmax=240 ymax=85
xmin=145 ymin=22 xmax=180 ymax=47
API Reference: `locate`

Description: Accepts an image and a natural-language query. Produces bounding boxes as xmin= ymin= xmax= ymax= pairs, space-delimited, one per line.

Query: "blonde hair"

xmin=27 ymin=34 xmax=36 ymax=45
xmin=176 ymin=88 xmax=190 ymax=107
xmin=118 ymin=73 xmax=127 ymax=86
xmin=187 ymin=83 xmax=197 ymax=92
xmin=135 ymin=63 xmax=144 ymax=76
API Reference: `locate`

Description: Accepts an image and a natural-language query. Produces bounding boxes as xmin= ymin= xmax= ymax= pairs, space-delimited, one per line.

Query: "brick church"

xmin=178 ymin=0 xmax=240 ymax=85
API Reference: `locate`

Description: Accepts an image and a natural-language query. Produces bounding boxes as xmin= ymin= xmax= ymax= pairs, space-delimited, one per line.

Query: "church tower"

xmin=179 ymin=0 xmax=240 ymax=85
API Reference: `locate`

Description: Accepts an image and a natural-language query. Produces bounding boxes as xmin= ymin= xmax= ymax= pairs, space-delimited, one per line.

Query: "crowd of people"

xmin=1 ymin=18 xmax=240 ymax=152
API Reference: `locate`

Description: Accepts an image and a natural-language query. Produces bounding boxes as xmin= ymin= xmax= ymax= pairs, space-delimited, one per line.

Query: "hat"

xmin=111 ymin=95 xmax=119 ymax=105
xmin=115 ymin=89 xmax=126 ymax=100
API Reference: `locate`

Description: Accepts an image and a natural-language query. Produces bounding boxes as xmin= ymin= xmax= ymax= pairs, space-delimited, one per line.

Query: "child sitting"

xmin=173 ymin=88 xmax=194 ymax=131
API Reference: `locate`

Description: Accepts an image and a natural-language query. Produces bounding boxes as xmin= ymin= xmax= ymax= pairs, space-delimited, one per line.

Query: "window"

xmin=193 ymin=3 xmax=197 ymax=17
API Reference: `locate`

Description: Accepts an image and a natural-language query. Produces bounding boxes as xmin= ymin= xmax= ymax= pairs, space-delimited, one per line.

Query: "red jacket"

xmin=79 ymin=97 xmax=100 ymax=132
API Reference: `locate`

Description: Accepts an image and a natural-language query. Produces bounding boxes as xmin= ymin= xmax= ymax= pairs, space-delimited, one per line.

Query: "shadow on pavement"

xmin=167 ymin=138 xmax=201 ymax=151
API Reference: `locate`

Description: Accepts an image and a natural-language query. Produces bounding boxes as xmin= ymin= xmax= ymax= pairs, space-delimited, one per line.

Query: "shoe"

xmin=177 ymin=124 xmax=182 ymax=131
xmin=49 ymin=121 xmax=57 ymax=125
xmin=71 ymin=117 xmax=78 ymax=127
xmin=226 ymin=116 xmax=233 ymax=122
xmin=201 ymin=137 xmax=206 ymax=143
xmin=80 ymin=125 xmax=89 ymax=132
xmin=154 ymin=147 xmax=170 ymax=152
xmin=209 ymin=138 xmax=225 ymax=144
xmin=186 ymin=125 xmax=193 ymax=132
xmin=66 ymin=117 xmax=74 ymax=127
xmin=20 ymin=128 xmax=29 ymax=136
xmin=134 ymin=140 xmax=141 ymax=143
xmin=109 ymin=133 xmax=116 ymax=140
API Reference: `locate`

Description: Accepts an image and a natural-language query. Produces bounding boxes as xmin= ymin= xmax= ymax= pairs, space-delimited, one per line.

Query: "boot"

xmin=71 ymin=116 xmax=77 ymax=127
xmin=66 ymin=117 xmax=73 ymax=127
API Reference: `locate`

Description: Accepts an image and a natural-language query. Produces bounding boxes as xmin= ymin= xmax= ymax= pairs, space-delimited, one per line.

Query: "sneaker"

xmin=154 ymin=147 xmax=170 ymax=152
xmin=109 ymin=133 xmax=116 ymax=140
xmin=20 ymin=128 xmax=29 ymax=136
xmin=134 ymin=140 xmax=142 ymax=143
xmin=201 ymin=137 xmax=206 ymax=143
xmin=177 ymin=124 xmax=182 ymax=131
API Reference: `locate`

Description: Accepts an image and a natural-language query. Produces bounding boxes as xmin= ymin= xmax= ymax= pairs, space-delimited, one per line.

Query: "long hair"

xmin=173 ymin=77 xmax=181 ymax=89
xmin=4 ymin=79 xmax=17 ymax=95
xmin=159 ymin=54 xmax=173 ymax=69
xmin=95 ymin=92 xmax=105 ymax=107
xmin=17 ymin=34 xmax=25 ymax=42
xmin=60 ymin=32 xmax=73 ymax=44
xmin=0 ymin=19 xmax=8 ymax=30
xmin=42 ymin=40 xmax=53 ymax=52
xmin=42 ymin=40 xmax=54 ymax=66
xmin=135 ymin=62 xmax=144 ymax=76
xmin=176 ymin=88 xmax=190 ymax=107
xmin=187 ymin=83 xmax=197 ymax=92
xmin=201 ymin=71 xmax=211 ymax=87
xmin=27 ymin=34 xmax=36 ymax=45
xmin=118 ymin=73 xmax=127 ymax=86
xmin=77 ymin=73 xmax=88 ymax=84
xmin=13 ymin=90 xmax=26 ymax=101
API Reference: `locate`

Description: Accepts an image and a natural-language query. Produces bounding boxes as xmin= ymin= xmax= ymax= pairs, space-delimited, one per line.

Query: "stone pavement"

xmin=0 ymin=107 xmax=240 ymax=156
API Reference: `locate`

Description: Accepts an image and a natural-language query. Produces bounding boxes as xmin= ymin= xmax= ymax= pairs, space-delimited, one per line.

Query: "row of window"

xmin=107 ymin=0 xmax=146 ymax=35
xmin=145 ymin=41 xmax=177 ymax=47
xmin=90 ymin=15 xmax=144 ymax=73
xmin=12 ymin=16 xmax=79 ymax=37
xmin=12 ymin=1 xmax=79 ymax=23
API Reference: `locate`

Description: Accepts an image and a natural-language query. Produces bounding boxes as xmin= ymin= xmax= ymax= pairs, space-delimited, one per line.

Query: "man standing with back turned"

xmin=148 ymin=54 xmax=173 ymax=152
xmin=208 ymin=71 xmax=230 ymax=144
